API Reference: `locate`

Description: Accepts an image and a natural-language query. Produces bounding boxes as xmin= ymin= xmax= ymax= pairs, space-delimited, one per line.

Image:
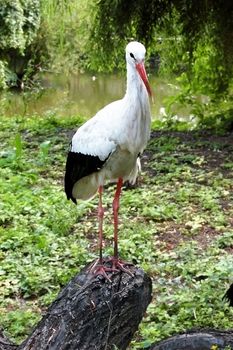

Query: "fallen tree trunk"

xmin=1 ymin=261 xmax=152 ymax=350
xmin=149 ymin=329 xmax=233 ymax=350
xmin=0 ymin=331 xmax=17 ymax=350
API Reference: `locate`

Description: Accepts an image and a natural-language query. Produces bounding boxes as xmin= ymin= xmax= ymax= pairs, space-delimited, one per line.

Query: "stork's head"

xmin=126 ymin=41 xmax=152 ymax=97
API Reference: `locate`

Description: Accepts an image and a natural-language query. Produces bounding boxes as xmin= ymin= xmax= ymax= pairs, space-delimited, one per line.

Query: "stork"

xmin=65 ymin=41 xmax=152 ymax=279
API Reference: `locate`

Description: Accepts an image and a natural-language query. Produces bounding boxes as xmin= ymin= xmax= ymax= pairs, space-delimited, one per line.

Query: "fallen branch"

xmin=0 ymin=330 xmax=17 ymax=350
xmin=149 ymin=329 xmax=233 ymax=350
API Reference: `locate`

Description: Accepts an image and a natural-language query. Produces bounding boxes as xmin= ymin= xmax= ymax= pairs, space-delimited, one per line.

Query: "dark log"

xmin=0 ymin=330 xmax=17 ymax=350
xmin=15 ymin=261 xmax=152 ymax=350
xmin=149 ymin=329 xmax=233 ymax=350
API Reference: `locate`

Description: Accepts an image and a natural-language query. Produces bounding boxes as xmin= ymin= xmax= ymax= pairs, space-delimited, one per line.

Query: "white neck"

xmin=123 ymin=63 xmax=150 ymax=115
xmin=121 ymin=62 xmax=151 ymax=155
xmin=125 ymin=63 xmax=145 ymax=99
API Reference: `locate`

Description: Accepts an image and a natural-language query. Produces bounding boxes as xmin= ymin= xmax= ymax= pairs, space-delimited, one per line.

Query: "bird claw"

xmin=87 ymin=258 xmax=134 ymax=281
xmin=87 ymin=259 xmax=117 ymax=282
xmin=91 ymin=265 xmax=112 ymax=282
xmin=108 ymin=257 xmax=134 ymax=277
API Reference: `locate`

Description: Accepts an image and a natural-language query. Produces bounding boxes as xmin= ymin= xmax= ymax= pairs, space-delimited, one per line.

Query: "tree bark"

xmin=13 ymin=261 xmax=151 ymax=350
xmin=149 ymin=329 xmax=233 ymax=350
xmin=0 ymin=330 xmax=17 ymax=350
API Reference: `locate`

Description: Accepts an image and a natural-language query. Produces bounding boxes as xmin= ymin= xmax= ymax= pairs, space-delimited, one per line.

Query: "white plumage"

xmin=64 ymin=41 xmax=152 ymax=277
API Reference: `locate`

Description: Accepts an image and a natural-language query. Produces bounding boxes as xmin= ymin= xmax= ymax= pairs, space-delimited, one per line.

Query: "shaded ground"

xmin=145 ymin=130 xmax=233 ymax=175
xmin=142 ymin=131 xmax=233 ymax=251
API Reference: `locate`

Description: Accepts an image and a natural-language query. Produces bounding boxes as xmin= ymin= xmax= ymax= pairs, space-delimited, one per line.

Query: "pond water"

xmin=0 ymin=73 xmax=180 ymax=120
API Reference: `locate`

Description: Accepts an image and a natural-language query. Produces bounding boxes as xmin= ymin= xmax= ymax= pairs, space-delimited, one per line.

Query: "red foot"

xmin=87 ymin=258 xmax=134 ymax=281
xmin=105 ymin=257 xmax=134 ymax=276
xmin=87 ymin=259 xmax=118 ymax=282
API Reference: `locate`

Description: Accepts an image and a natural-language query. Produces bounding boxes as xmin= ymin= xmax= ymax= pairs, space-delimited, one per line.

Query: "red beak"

xmin=136 ymin=62 xmax=152 ymax=97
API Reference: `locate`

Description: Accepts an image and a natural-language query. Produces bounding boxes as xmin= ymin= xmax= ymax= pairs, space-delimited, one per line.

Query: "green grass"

xmin=0 ymin=114 xmax=233 ymax=348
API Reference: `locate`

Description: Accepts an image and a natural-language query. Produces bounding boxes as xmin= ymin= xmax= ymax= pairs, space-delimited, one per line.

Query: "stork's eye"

xmin=130 ymin=52 xmax=135 ymax=60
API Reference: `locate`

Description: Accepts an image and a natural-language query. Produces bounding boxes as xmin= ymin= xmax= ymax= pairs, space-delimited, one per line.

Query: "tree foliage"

xmin=92 ymin=0 xmax=233 ymax=74
xmin=0 ymin=0 xmax=40 ymax=52
xmin=39 ymin=0 xmax=94 ymax=73
xmin=92 ymin=0 xmax=233 ymax=130
xmin=0 ymin=0 xmax=40 ymax=88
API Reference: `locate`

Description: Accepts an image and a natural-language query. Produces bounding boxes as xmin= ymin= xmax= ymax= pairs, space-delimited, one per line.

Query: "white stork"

xmin=65 ymin=41 xmax=152 ymax=279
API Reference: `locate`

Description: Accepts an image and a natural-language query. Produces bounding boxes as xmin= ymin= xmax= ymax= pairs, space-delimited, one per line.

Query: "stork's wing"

xmin=64 ymin=151 xmax=108 ymax=204
xmin=64 ymin=100 xmax=122 ymax=203
xmin=71 ymin=103 xmax=120 ymax=161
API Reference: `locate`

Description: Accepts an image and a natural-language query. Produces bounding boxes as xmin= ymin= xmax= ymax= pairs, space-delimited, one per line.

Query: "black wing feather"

xmin=64 ymin=151 xmax=107 ymax=204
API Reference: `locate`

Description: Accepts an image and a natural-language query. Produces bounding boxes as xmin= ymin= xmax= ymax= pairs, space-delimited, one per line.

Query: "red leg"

xmin=88 ymin=186 xmax=117 ymax=282
xmin=110 ymin=178 xmax=134 ymax=275
xmin=113 ymin=177 xmax=123 ymax=259
xmin=98 ymin=185 xmax=104 ymax=262
xmin=89 ymin=181 xmax=133 ymax=280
